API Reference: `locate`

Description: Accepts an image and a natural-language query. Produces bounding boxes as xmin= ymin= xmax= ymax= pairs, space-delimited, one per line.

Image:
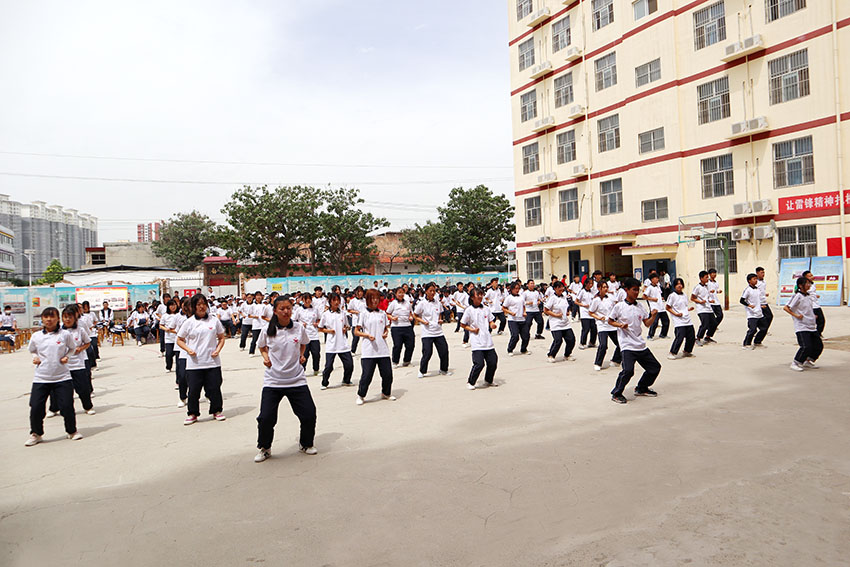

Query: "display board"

xmin=76 ymin=287 xmax=129 ymax=310
xmin=809 ymin=256 xmax=843 ymax=306
xmin=265 ymin=273 xmax=514 ymax=295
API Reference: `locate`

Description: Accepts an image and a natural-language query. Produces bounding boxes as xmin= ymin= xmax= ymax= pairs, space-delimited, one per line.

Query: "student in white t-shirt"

xmin=460 ymin=288 xmax=499 ymax=390
xmin=543 ymin=281 xmax=575 ymax=362
xmin=413 ymin=283 xmax=452 ymax=377
xmin=802 ymin=270 xmax=825 ymax=337
xmin=644 ymin=273 xmax=669 ymax=340
xmin=48 ymin=305 xmax=95 ymax=418
xmin=238 ymin=295 xmax=255 ymax=351
xmin=353 ymin=289 xmax=396 ymax=405
xmin=161 ymin=300 xmax=181 ymax=373
xmin=607 ymin=278 xmax=661 ymax=405
xmin=567 ymin=276 xmax=583 ymax=320
xmin=523 ymin=280 xmax=545 ymax=340
xmin=254 ymin=296 xmax=318 ymax=463
xmin=575 ymin=279 xmax=598 ymax=349
xmin=589 ymin=281 xmax=621 ymax=371
xmin=484 ymin=278 xmax=507 ymax=335
xmin=386 ymin=287 xmax=415 ymax=368
xmin=347 ymin=287 xmax=366 ymax=355
xmin=172 ymin=298 xmax=192 ymax=406
xmin=707 ymin=269 xmax=724 ymax=330
xmin=665 ymin=278 xmax=696 ymax=359
xmin=740 ymin=273 xmax=768 ymax=349
xmin=176 ymin=294 xmax=227 ymax=425
xmin=293 ymin=293 xmax=322 ymax=376
xmin=691 ymin=271 xmax=718 ymax=346
xmin=502 ymin=281 xmax=530 ymax=356
xmin=318 ymin=293 xmax=354 ymax=389
xmin=783 ymin=276 xmax=823 ymax=371
xmin=25 ymin=307 xmax=81 ymax=446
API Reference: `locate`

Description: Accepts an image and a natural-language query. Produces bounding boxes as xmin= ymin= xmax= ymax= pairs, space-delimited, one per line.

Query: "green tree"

xmin=37 ymin=259 xmax=72 ymax=285
xmin=152 ymin=211 xmax=219 ymax=271
xmin=314 ymin=187 xmax=389 ymax=275
xmin=401 ymin=221 xmax=451 ymax=273
xmin=219 ymin=185 xmax=322 ymax=277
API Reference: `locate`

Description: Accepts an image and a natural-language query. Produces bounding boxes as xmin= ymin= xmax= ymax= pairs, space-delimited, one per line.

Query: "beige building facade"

xmin=509 ymin=0 xmax=850 ymax=302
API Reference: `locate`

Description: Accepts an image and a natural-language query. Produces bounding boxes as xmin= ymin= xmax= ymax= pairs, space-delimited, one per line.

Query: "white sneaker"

xmin=254 ymin=448 xmax=271 ymax=463
xmin=578 ymin=345 xmax=587 ymax=350
xmin=417 ymin=372 xmax=425 ymax=379
xmin=463 ymin=343 xmax=471 ymax=348
xmin=300 ymin=446 xmax=318 ymax=455
xmin=439 ymin=370 xmax=453 ymax=376
xmin=696 ymin=339 xmax=705 ymax=347
xmin=508 ymin=352 xmax=516 ymax=357
xmin=563 ymin=355 xmax=576 ymax=361
xmin=522 ymin=350 xmax=532 ymax=356
xmin=46 ymin=410 xmax=58 ymax=418
xmin=789 ymin=361 xmax=804 ymax=372
xmin=381 ymin=394 xmax=397 ymax=401
xmin=547 ymin=357 xmax=556 ymax=363
xmin=393 ymin=363 xmax=400 ymax=369
xmin=177 ymin=399 xmax=186 ymax=408
xmin=320 ymin=385 xmax=328 ymax=390
xmin=137 ymin=342 xmax=142 ymax=347
xmin=67 ymin=432 xmax=83 ymax=441
xmin=25 ymin=434 xmax=42 ymax=447
xmin=355 ymin=396 xmax=365 ymax=405
xmin=467 ymin=383 xmax=476 ymax=390
xmin=683 ymin=352 xmax=695 ymax=358
xmin=742 ymin=345 xmax=754 ymax=350
xmin=214 ymin=413 xmax=226 ymax=421
xmin=86 ymin=409 xmax=96 ymax=415
xmin=593 ymin=365 xmax=602 ymax=371
xmin=313 ymin=370 xmax=319 ymax=376
xmin=183 ymin=415 xmax=197 ymax=425
xmin=609 ymin=361 xmax=620 ymax=367
xmin=804 ymin=360 xmax=819 ymax=369
xmin=667 ymin=354 xmax=678 ymax=360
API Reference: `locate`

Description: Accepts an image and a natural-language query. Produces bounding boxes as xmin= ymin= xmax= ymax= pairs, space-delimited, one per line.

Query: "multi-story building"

xmin=0 ymin=194 xmax=98 ymax=279
xmin=509 ymin=0 xmax=849 ymax=300
xmin=0 ymin=225 xmax=14 ymax=279
xmin=137 ymin=222 xmax=161 ymax=243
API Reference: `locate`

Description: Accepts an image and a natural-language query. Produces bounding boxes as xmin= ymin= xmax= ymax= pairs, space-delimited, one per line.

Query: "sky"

xmin=0 ymin=0 xmax=514 ymax=244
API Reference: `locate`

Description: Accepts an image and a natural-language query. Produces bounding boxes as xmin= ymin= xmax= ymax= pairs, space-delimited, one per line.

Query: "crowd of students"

xmin=19 ymin=269 xmax=828 ymax=460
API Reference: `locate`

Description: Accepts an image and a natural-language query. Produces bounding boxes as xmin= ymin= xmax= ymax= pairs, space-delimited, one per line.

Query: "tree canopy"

xmin=152 ymin=211 xmax=219 ymax=271
xmin=37 ymin=259 xmax=72 ymax=285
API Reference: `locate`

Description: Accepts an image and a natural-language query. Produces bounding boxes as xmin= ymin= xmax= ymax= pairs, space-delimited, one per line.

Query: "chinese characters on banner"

xmin=779 ymin=191 xmax=850 ymax=214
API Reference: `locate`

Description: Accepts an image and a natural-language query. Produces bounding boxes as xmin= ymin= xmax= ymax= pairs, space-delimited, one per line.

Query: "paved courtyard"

xmin=1 ymin=306 xmax=849 ymax=566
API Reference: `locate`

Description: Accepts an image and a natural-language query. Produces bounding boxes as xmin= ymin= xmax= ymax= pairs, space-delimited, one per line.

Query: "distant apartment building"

xmin=0 ymin=194 xmax=98 ymax=279
xmin=137 ymin=222 xmax=161 ymax=243
xmin=0 ymin=225 xmax=14 ymax=279
xmin=508 ymin=0 xmax=849 ymax=297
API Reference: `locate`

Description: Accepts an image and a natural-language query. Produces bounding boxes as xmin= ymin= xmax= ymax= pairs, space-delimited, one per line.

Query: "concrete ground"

xmin=1 ymin=306 xmax=849 ymax=567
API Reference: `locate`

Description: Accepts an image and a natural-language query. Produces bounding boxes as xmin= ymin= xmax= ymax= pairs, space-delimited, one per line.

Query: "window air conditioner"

xmin=529 ymin=61 xmax=553 ymax=78
xmin=733 ymin=202 xmax=752 ymax=216
xmin=753 ymin=225 xmax=774 ymax=240
xmin=572 ymin=164 xmax=587 ymax=176
xmin=566 ymin=104 xmax=585 ymax=119
xmin=532 ymin=116 xmax=556 ymax=132
xmin=536 ymin=172 xmax=557 ymax=186
xmin=732 ymin=227 xmax=752 ymax=241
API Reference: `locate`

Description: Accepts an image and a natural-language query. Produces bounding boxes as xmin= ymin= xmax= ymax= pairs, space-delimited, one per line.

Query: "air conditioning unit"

xmin=753 ymin=225 xmax=774 ymax=240
xmin=575 ymin=232 xmax=588 ymax=238
xmin=729 ymin=120 xmax=750 ymax=138
xmin=537 ymin=235 xmax=552 ymax=242
xmin=589 ymin=229 xmax=603 ymax=237
xmin=564 ymin=46 xmax=582 ymax=61
xmin=747 ymin=116 xmax=768 ymax=134
xmin=733 ymin=202 xmax=753 ymax=216
xmin=532 ymin=115 xmax=556 ymax=132
xmin=741 ymin=34 xmax=765 ymax=54
xmin=732 ymin=227 xmax=752 ymax=241
xmin=529 ymin=60 xmax=553 ymax=78
xmin=526 ymin=7 xmax=551 ymax=26
xmin=751 ymin=198 xmax=772 ymax=213
xmin=536 ymin=172 xmax=557 ymax=186
xmin=566 ymin=104 xmax=585 ymax=119
xmin=721 ymin=42 xmax=743 ymax=62
xmin=572 ymin=164 xmax=587 ymax=176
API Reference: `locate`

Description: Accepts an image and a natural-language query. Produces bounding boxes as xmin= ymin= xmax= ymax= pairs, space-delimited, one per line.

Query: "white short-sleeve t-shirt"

xmin=414 ymin=298 xmax=445 ymax=338
xmin=692 ymin=284 xmax=713 ymax=314
xmin=577 ymin=289 xmax=595 ymax=319
xmin=294 ymin=306 xmax=321 ymax=342
xmin=544 ymin=294 xmax=571 ymax=331
xmin=177 ymin=316 xmax=224 ymax=370
xmin=64 ymin=326 xmax=89 ymax=371
xmin=786 ymin=292 xmax=817 ymax=332
xmin=257 ymin=323 xmax=309 ymax=388
xmin=589 ymin=296 xmax=616 ymax=332
xmin=608 ymin=301 xmax=650 ymax=352
xmin=29 ymin=329 xmax=75 ymax=383
xmin=665 ymin=293 xmax=692 ymax=327
xmin=460 ymin=307 xmax=495 ymax=350
xmin=386 ymin=299 xmax=413 ymax=327
xmin=523 ymin=289 xmax=543 ymax=313
xmin=740 ymin=286 xmax=763 ymax=319
xmin=319 ymin=310 xmax=350 ymax=353
xmin=502 ymin=293 xmax=526 ymax=322
xmin=357 ymin=310 xmax=391 ymax=358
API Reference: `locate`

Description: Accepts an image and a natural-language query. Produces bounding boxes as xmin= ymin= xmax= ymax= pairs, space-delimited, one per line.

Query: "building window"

xmin=704 ymin=233 xmax=738 ymax=273
xmin=520 ymin=90 xmax=538 ymax=122
xmin=600 ymin=178 xmax=623 ymax=215
xmin=518 ymin=38 xmax=535 ymax=72
xmin=592 ymin=0 xmax=614 ymax=31
xmin=522 ymin=142 xmax=540 ymax=174
xmin=527 ymin=250 xmax=544 ymax=280
xmin=554 ymin=73 xmax=574 ymax=108
xmin=91 ymin=253 xmax=106 ymax=265
xmin=638 ymin=127 xmax=665 ymax=154
xmin=598 ymin=114 xmax=620 ymax=153
xmin=559 ymin=188 xmax=579 ymax=221
xmin=557 ymin=130 xmax=576 ymax=164
xmin=694 ymin=1 xmax=726 ymax=50
xmin=552 ymin=17 xmax=571 ymax=53
xmin=641 ymin=197 xmax=668 ymax=221
xmin=697 ymin=76 xmax=730 ymax=124
xmin=701 ymin=154 xmax=734 ymax=198
xmin=595 ymin=52 xmax=617 ymax=91
xmin=778 ymin=225 xmax=817 ymax=258
xmin=773 ymin=136 xmax=814 ymax=188
xmin=769 ymin=49 xmax=810 ymax=105
xmin=766 ymin=0 xmax=805 ymax=22
xmin=635 ymin=58 xmax=661 ymax=88
xmin=517 ymin=0 xmax=533 ymax=21
xmin=633 ymin=0 xmax=658 ymax=20
xmin=525 ymin=196 xmax=542 ymax=227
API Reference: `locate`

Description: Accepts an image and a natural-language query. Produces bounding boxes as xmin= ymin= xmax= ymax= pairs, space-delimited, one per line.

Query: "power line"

xmin=0 ymin=171 xmax=512 ymax=186
xmin=0 ymin=150 xmax=513 ymax=170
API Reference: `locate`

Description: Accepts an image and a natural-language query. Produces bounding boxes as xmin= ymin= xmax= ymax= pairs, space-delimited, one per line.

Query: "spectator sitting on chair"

xmin=127 ymin=303 xmax=152 ymax=347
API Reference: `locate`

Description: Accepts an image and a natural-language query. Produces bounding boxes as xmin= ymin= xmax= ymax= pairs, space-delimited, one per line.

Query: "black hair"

xmin=40 ymin=307 xmax=61 ymax=333
xmin=698 ymin=270 xmax=709 ymax=279
xmin=166 ymin=299 xmax=179 ymax=314
xmin=61 ymin=305 xmax=79 ymax=329
xmin=190 ymin=294 xmax=209 ymax=319
xmin=708 ymin=268 xmax=717 ymax=275
xmin=755 ymin=267 xmax=765 ymax=273
xmin=327 ymin=292 xmax=342 ymax=311
xmin=266 ymin=296 xmax=293 ymax=337
xmin=621 ymin=277 xmax=641 ymax=291
xmin=746 ymin=273 xmax=758 ymax=282
xmin=672 ymin=277 xmax=685 ymax=292
xmin=82 ymin=301 xmax=90 ymax=308
xmin=795 ymin=276 xmax=809 ymax=293
xmin=802 ymin=270 xmax=812 ymax=278
xmin=552 ymin=280 xmax=565 ymax=289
